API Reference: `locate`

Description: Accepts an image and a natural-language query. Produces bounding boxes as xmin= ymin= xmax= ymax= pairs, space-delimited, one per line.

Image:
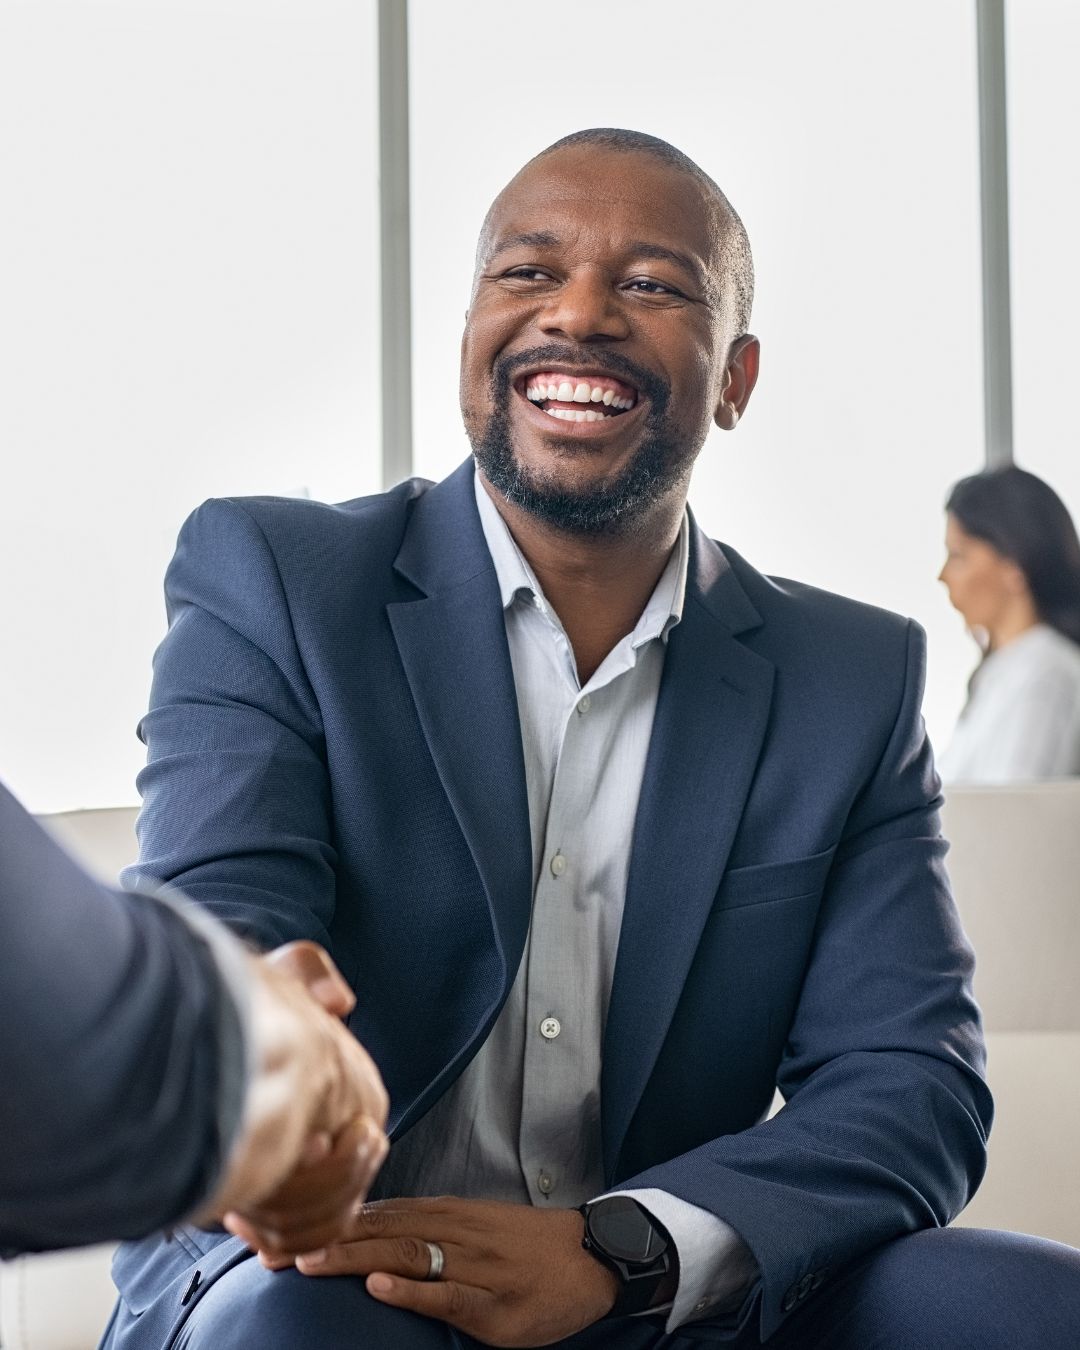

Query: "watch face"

xmin=591 ymin=1197 xmax=665 ymax=1264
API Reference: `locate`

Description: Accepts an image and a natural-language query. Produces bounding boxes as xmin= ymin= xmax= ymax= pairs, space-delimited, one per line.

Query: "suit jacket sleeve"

xmin=613 ymin=620 xmax=992 ymax=1341
xmin=0 ymin=783 xmax=246 ymax=1253
xmin=125 ymin=498 xmax=335 ymax=949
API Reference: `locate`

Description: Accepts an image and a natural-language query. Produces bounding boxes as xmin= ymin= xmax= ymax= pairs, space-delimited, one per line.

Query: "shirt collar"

xmin=472 ymin=467 xmax=687 ymax=645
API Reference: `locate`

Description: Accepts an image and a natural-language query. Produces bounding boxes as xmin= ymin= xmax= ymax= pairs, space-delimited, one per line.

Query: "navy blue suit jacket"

xmin=115 ymin=460 xmax=990 ymax=1340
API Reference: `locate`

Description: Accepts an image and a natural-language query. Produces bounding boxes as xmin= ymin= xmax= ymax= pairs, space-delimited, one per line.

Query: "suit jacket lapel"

xmin=602 ymin=519 xmax=775 ymax=1176
xmin=387 ymin=462 xmax=534 ymax=1016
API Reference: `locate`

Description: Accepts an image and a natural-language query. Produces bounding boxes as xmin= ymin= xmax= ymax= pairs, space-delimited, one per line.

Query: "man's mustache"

xmin=491 ymin=344 xmax=670 ymax=414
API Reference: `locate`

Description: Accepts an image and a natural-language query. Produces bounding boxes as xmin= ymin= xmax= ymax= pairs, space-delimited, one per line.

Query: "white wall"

xmin=0 ymin=0 xmax=380 ymax=812
xmin=409 ymin=0 xmax=985 ymax=753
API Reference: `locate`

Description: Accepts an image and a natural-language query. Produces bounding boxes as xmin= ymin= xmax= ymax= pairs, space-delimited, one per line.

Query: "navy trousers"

xmin=101 ymin=1227 xmax=1080 ymax=1349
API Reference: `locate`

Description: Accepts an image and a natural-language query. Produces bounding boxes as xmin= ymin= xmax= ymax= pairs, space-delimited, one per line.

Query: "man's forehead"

xmin=480 ymin=149 xmax=721 ymax=262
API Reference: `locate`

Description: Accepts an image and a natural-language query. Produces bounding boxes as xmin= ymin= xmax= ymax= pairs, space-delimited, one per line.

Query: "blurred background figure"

xmin=938 ymin=466 xmax=1080 ymax=783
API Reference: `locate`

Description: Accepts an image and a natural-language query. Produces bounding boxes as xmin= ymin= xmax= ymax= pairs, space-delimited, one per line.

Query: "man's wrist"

xmin=579 ymin=1197 xmax=674 ymax=1318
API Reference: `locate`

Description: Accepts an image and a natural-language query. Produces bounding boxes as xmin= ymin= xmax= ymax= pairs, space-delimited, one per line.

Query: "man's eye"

xmin=503 ymin=267 xmax=551 ymax=281
xmin=625 ymin=278 xmax=682 ymax=297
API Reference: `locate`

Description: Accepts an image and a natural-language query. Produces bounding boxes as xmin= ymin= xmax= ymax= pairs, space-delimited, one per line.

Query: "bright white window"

xmin=0 ymin=1 xmax=380 ymax=812
xmin=7 ymin=2 xmax=1054 ymax=813
xmin=1007 ymin=0 xmax=1080 ymax=517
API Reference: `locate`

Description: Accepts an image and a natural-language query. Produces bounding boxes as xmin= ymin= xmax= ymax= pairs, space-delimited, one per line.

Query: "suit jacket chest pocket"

xmin=654 ymin=847 xmax=840 ymax=1129
xmin=714 ymin=846 xmax=836 ymax=913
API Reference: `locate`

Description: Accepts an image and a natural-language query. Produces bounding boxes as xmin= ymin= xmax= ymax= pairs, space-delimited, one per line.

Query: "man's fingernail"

xmin=299 ymin=1250 xmax=326 ymax=1268
xmin=368 ymin=1274 xmax=393 ymax=1295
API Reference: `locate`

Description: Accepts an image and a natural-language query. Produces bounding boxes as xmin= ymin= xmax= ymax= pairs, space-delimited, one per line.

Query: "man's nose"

xmin=537 ymin=273 xmax=630 ymax=344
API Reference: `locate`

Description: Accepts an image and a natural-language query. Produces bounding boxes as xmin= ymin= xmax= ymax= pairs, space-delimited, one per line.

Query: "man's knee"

xmin=176 ymin=1257 xmax=457 ymax=1350
xmin=788 ymin=1227 xmax=1080 ymax=1350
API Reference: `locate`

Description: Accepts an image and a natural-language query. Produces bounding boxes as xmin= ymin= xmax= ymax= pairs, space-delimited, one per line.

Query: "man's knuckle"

xmin=357 ymin=1204 xmax=390 ymax=1234
xmin=446 ymin=1282 xmax=469 ymax=1317
xmin=397 ymin=1236 xmax=425 ymax=1267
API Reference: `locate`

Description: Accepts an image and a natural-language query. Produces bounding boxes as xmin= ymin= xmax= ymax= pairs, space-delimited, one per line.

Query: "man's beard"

xmin=468 ymin=346 xmax=691 ymax=537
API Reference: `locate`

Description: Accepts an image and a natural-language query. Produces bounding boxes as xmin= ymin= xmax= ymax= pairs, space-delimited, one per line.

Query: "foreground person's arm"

xmin=0 ymin=783 xmax=387 ymax=1255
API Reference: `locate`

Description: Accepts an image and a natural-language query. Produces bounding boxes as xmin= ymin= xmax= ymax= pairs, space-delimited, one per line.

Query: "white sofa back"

xmin=35 ymin=808 xmax=140 ymax=889
xmin=942 ymin=781 xmax=1080 ymax=1245
xmin=942 ymin=781 xmax=1080 ymax=1033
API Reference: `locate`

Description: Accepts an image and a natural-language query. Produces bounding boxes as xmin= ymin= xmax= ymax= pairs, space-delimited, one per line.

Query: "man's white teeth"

xmin=525 ymin=380 xmax=634 ymax=409
xmin=544 ymin=407 xmax=609 ymax=422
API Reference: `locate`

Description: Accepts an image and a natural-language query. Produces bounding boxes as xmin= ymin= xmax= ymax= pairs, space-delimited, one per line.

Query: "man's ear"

xmin=714 ymin=334 xmax=760 ymax=431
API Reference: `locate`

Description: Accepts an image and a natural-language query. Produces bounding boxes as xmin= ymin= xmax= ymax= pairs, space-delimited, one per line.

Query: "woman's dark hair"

xmin=946 ymin=465 xmax=1080 ymax=645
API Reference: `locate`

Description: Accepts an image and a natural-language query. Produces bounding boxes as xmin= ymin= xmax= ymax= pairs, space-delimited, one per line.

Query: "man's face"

xmin=460 ymin=146 xmax=750 ymax=534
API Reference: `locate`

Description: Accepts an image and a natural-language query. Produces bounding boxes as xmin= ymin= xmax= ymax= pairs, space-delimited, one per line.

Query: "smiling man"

xmin=100 ymin=130 xmax=1080 ymax=1350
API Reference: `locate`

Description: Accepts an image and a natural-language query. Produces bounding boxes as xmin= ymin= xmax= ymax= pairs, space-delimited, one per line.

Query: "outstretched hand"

xmin=202 ymin=940 xmax=389 ymax=1252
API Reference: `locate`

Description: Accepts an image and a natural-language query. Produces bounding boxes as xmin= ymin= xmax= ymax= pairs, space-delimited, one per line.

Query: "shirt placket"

xmin=519 ymin=686 xmax=606 ymax=1207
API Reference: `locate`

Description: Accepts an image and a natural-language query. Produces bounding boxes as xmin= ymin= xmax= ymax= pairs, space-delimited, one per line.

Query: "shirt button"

xmin=550 ymin=851 xmax=567 ymax=877
xmin=540 ymin=1016 xmax=561 ymax=1040
xmin=577 ymin=694 xmax=591 ymax=714
xmin=537 ymin=1172 xmax=555 ymax=1195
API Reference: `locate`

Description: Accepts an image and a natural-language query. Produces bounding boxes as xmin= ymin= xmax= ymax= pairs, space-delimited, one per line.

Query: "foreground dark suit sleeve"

xmin=0 ymin=784 xmax=240 ymax=1254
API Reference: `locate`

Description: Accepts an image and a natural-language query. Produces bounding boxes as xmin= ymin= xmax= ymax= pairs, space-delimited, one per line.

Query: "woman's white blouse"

xmin=939 ymin=623 xmax=1080 ymax=783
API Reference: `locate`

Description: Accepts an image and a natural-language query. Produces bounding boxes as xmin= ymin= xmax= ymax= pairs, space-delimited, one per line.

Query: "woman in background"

xmin=938 ymin=465 xmax=1080 ymax=782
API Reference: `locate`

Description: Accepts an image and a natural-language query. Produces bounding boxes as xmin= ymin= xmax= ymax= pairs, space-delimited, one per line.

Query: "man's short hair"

xmin=533 ymin=128 xmax=755 ymax=333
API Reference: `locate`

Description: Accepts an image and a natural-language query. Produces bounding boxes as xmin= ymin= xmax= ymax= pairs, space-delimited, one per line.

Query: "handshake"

xmin=0 ymin=784 xmax=391 ymax=1260
xmin=202 ymin=941 xmax=390 ymax=1261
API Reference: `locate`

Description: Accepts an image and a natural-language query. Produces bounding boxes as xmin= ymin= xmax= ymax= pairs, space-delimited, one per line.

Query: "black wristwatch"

xmin=579 ymin=1196 xmax=673 ymax=1318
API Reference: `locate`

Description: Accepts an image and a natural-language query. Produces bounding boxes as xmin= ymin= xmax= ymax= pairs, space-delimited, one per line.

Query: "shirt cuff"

xmin=607 ymin=1187 xmax=759 ymax=1331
